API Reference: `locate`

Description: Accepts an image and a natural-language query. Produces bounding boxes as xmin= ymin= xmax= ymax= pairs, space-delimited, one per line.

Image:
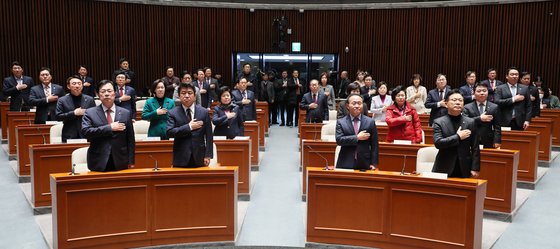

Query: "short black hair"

xmin=151 ymin=79 xmax=166 ymax=95
xmin=39 ymin=67 xmax=51 ymax=74
xmin=96 ymin=80 xmax=115 ymax=94
xmin=164 ymin=65 xmax=173 ymax=71
xmin=346 ymin=83 xmax=360 ymax=95
xmin=506 ymin=67 xmax=518 ymax=75
xmin=487 ymin=68 xmax=496 ymax=74
xmin=444 ymin=89 xmax=463 ymax=101
xmin=474 ymin=81 xmax=488 ymax=89
xmin=390 ymin=85 xmax=405 ymax=101
xmin=11 ymin=61 xmax=21 ymax=67
xmin=66 ymin=75 xmax=82 ymax=85
xmin=119 ymin=57 xmax=128 ymax=65
xmin=346 ymin=93 xmax=364 ymax=102
xmin=178 ymin=82 xmax=196 ymax=94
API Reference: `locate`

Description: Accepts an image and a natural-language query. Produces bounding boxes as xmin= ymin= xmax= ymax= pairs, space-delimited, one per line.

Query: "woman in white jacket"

xmin=405 ymin=74 xmax=428 ymax=114
xmin=370 ymin=82 xmax=393 ymax=122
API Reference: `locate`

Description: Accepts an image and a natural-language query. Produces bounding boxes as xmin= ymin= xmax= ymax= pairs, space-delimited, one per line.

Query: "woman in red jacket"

xmin=385 ymin=85 xmax=423 ymax=143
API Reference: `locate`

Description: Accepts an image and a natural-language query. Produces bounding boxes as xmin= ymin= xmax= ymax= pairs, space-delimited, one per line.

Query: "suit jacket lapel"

xmin=95 ymin=106 xmax=107 ymax=124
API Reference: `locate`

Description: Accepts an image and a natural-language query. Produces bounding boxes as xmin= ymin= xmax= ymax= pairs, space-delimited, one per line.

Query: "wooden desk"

xmin=501 ymin=131 xmax=539 ymax=183
xmin=299 ymin=123 xmax=324 ymax=147
xmin=0 ymin=102 xmax=10 ymax=140
xmin=215 ymin=139 xmax=251 ymax=196
xmin=7 ymin=111 xmax=35 ymax=155
xmin=244 ymin=121 xmax=259 ymax=166
xmin=298 ymin=109 xmax=306 ymax=128
xmin=419 ymin=113 xmax=430 ymax=127
xmin=31 ymin=141 xmax=251 ymax=208
xmin=376 ymin=124 xmax=388 ymax=142
xmin=16 ymin=124 xmax=52 ymax=176
xmin=423 ymin=126 xmax=434 ymax=144
xmin=31 ymin=143 xmax=90 ymax=207
xmin=302 ymin=141 xmax=519 ymax=213
xmin=136 ymin=110 xmax=142 ymax=120
xmin=256 ymin=101 xmax=269 ymax=134
xmin=527 ymin=117 xmax=553 ymax=161
xmin=540 ymin=109 xmax=560 ymax=146
xmin=51 ymin=167 xmax=237 ymax=249
xmin=256 ymin=109 xmax=266 ymax=148
xmin=307 ymin=168 xmax=486 ymax=249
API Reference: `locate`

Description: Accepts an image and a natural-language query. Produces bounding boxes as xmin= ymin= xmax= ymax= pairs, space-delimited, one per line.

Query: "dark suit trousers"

xmin=277 ymin=101 xmax=286 ymax=124
xmin=269 ymin=102 xmax=277 ymax=124
xmin=174 ymin=154 xmax=202 ymax=168
xmin=509 ymin=119 xmax=523 ymax=131
xmin=295 ymin=95 xmax=302 ymax=125
xmin=286 ymin=104 xmax=296 ymax=125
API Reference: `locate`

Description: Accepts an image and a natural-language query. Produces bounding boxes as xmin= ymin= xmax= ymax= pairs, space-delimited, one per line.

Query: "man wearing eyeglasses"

xmin=431 ymin=89 xmax=480 ymax=178
xmin=81 ymin=80 xmax=135 ymax=172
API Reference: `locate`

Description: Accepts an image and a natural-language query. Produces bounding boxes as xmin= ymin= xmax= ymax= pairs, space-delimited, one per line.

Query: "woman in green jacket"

xmin=142 ymin=79 xmax=175 ymax=139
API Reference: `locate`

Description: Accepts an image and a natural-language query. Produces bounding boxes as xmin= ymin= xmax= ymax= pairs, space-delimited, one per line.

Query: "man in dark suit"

xmin=194 ymin=69 xmax=211 ymax=108
xmin=167 ymin=83 xmax=213 ymax=168
xmin=462 ymin=82 xmax=501 ymax=149
xmin=520 ymin=71 xmax=540 ymax=117
xmin=425 ymin=74 xmax=451 ymax=126
xmin=481 ymin=68 xmax=503 ymax=102
xmin=28 ymin=68 xmax=65 ymax=124
xmin=335 ymin=94 xmax=379 ymax=170
xmin=360 ymin=75 xmax=377 ymax=108
xmin=458 ymin=71 xmax=477 ymax=104
xmin=114 ymin=73 xmax=137 ymax=121
xmin=300 ymin=79 xmax=328 ymax=123
xmin=204 ymin=67 xmax=219 ymax=102
xmin=232 ymin=78 xmax=257 ymax=121
xmin=273 ymin=70 xmax=289 ymax=126
xmin=162 ymin=66 xmax=180 ymax=99
xmin=81 ymin=80 xmax=135 ymax=172
xmin=111 ymin=58 xmax=137 ymax=93
xmin=236 ymin=63 xmax=259 ymax=100
xmin=55 ymin=76 xmax=96 ymax=142
xmin=3 ymin=61 xmax=34 ymax=111
xmin=290 ymin=70 xmax=307 ymax=126
xmin=78 ymin=65 xmax=95 ymax=97
xmin=432 ymin=89 xmax=480 ymax=178
xmin=494 ymin=67 xmax=532 ymax=130
xmin=337 ymin=71 xmax=351 ymax=98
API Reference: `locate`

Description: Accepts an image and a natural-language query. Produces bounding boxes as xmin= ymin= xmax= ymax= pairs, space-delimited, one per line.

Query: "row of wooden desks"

xmin=306 ymin=168 xmax=487 ymax=249
xmin=302 ymin=141 xmax=518 ymax=214
xmin=30 ymin=139 xmax=252 ymax=208
xmin=299 ymin=120 xmax=542 ymax=185
xmin=50 ymin=167 xmax=238 ymax=249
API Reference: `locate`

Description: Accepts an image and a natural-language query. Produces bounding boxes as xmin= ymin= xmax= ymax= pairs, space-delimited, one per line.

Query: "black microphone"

xmin=69 ymin=163 xmax=77 ymax=175
xmin=306 ymin=144 xmax=330 ymax=170
xmin=400 ymin=155 xmax=407 ymax=175
xmin=149 ymin=154 xmax=160 ymax=171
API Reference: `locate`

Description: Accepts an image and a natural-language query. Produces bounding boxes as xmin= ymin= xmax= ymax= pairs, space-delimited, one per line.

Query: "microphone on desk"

xmin=69 ymin=163 xmax=78 ymax=175
xmin=306 ymin=145 xmax=331 ymax=170
xmin=149 ymin=154 xmax=160 ymax=171
xmin=400 ymin=155 xmax=407 ymax=175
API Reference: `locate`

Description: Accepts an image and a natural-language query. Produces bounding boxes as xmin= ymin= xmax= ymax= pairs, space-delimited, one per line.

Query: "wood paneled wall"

xmin=1 ymin=0 xmax=559 ymax=94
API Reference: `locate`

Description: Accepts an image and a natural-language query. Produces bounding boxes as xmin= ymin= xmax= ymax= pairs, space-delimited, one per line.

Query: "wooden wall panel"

xmin=1 ymin=0 xmax=559 ymax=96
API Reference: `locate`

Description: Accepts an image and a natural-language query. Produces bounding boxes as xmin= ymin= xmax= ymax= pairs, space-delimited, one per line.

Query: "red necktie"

xmin=313 ymin=94 xmax=317 ymax=103
xmin=120 ymin=87 xmax=124 ymax=97
xmin=106 ymin=109 xmax=112 ymax=123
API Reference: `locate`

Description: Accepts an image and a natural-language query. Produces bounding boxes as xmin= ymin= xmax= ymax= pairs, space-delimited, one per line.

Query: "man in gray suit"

xmin=432 ymin=89 xmax=480 ymax=178
xmin=335 ymin=94 xmax=379 ymax=170
xmin=167 ymin=83 xmax=213 ymax=168
xmin=494 ymin=67 xmax=532 ymax=130
xmin=463 ymin=82 xmax=501 ymax=149
xmin=81 ymin=80 xmax=135 ymax=172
